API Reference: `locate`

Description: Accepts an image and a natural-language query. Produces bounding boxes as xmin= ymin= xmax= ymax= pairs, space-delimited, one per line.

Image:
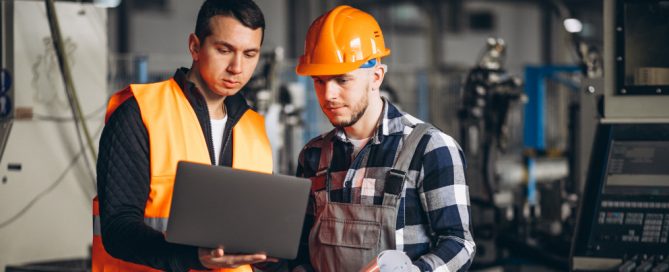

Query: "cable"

xmin=44 ymin=0 xmax=100 ymax=186
xmin=33 ymin=103 xmax=106 ymax=122
xmin=27 ymin=104 xmax=106 ymax=185
xmin=0 ymin=150 xmax=82 ymax=229
xmin=0 ymin=122 xmax=104 ymax=229
xmin=70 ymin=116 xmax=98 ymax=186
xmin=44 ymin=0 xmax=98 ymax=171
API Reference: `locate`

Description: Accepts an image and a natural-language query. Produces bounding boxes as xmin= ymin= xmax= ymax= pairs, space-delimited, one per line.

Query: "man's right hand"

xmin=198 ymin=247 xmax=268 ymax=269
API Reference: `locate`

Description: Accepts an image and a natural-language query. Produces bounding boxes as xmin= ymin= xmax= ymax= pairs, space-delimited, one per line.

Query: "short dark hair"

xmin=195 ymin=0 xmax=265 ymax=43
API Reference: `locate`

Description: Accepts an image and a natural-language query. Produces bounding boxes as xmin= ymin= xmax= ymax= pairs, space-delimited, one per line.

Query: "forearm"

xmin=412 ymin=236 xmax=475 ymax=271
xmin=98 ymin=156 xmax=205 ymax=271
xmin=101 ymin=210 xmax=203 ymax=271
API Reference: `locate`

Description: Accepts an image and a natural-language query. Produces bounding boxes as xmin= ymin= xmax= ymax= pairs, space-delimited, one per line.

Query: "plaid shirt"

xmin=294 ymin=99 xmax=475 ymax=272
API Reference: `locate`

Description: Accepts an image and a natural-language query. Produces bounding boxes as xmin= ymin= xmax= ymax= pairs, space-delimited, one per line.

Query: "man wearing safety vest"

xmin=93 ymin=0 xmax=273 ymax=271
xmin=291 ymin=5 xmax=475 ymax=272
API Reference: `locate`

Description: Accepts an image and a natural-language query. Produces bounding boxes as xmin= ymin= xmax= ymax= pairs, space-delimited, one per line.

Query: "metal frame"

xmin=614 ymin=0 xmax=669 ymax=96
xmin=523 ymin=65 xmax=581 ymax=151
xmin=603 ymin=0 xmax=669 ymax=121
xmin=0 ymin=0 xmax=14 ymax=164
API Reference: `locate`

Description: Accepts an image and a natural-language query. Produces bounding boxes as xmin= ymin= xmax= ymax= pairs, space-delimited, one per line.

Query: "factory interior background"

xmin=1 ymin=0 xmax=668 ymax=271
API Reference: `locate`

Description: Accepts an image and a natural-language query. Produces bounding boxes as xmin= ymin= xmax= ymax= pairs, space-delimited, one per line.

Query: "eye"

xmin=313 ymin=78 xmax=324 ymax=85
xmin=335 ymin=77 xmax=350 ymax=85
xmin=217 ymin=48 xmax=231 ymax=54
xmin=244 ymin=51 xmax=258 ymax=58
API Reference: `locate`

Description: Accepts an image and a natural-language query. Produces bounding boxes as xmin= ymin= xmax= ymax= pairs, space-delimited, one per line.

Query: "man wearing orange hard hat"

xmin=291 ymin=5 xmax=475 ymax=272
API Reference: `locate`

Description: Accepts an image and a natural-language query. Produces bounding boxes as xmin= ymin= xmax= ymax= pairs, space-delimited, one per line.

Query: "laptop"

xmin=165 ymin=161 xmax=311 ymax=259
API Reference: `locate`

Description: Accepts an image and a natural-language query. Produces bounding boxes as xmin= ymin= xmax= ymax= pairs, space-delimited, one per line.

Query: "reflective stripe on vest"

xmin=92 ymin=78 xmax=272 ymax=272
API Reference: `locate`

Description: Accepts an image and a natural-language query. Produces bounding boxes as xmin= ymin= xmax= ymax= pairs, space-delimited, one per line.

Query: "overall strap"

xmin=316 ymin=130 xmax=337 ymax=202
xmin=384 ymin=123 xmax=434 ymax=199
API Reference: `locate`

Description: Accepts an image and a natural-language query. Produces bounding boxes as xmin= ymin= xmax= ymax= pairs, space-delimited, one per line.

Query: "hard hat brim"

xmin=295 ymin=60 xmax=367 ymax=76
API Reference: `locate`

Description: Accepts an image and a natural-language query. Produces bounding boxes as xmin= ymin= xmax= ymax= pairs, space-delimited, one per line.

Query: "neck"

xmin=343 ymin=97 xmax=384 ymax=140
xmin=187 ymin=66 xmax=226 ymax=119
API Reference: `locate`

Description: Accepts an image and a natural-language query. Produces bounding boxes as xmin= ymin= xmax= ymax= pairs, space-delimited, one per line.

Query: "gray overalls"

xmin=308 ymin=124 xmax=433 ymax=272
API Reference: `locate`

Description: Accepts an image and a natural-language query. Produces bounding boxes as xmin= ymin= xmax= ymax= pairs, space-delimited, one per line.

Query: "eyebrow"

xmin=312 ymin=74 xmax=354 ymax=81
xmin=335 ymin=74 xmax=354 ymax=80
xmin=212 ymin=41 xmax=260 ymax=53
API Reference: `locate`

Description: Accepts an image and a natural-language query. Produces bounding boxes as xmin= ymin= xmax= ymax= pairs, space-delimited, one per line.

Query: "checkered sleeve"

xmin=413 ymin=131 xmax=475 ymax=272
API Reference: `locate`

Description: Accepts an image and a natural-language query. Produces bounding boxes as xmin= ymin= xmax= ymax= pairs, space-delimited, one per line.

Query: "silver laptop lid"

xmin=166 ymin=161 xmax=311 ymax=259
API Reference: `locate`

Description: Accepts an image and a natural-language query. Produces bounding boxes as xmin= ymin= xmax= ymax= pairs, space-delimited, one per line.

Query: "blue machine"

xmin=523 ymin=65 xmax=581 ymax=205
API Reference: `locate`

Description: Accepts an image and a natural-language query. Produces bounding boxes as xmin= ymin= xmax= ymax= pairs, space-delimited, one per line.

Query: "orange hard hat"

xmin=296 ymin=5 xmax=391 ymax=76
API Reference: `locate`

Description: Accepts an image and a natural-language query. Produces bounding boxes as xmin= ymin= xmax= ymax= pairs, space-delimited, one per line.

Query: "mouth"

xmin=325 ymin=105 xmax=346 ymax=113
xmin=221 ymin=79 xmax=239 ymax=88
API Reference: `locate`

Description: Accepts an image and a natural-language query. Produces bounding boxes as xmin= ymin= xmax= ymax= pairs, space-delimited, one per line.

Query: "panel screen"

xmin=617 ymin=0 xmax=669 ymax=95
xmin=603 ymin=141 xmax=669 ymax=195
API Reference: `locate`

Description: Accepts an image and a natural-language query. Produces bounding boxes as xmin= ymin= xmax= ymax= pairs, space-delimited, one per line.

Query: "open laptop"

xmin=165 ymin=161 xmax=311 ymax=259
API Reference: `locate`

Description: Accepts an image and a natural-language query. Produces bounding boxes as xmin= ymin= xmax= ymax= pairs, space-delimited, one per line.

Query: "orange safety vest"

xmin=92 ymin=78 xmax=273 ymax=272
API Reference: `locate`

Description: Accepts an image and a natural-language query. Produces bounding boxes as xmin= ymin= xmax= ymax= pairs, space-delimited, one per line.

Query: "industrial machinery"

xmin=571 ymin=124 xmax=669 ymax=271
xmin=570 ymin=0 xmax=669 ymax=271
xmin=459 ymin=37 xmax=529 ymax=267
xmin=462 ymin=37 xmax=589 ymax=270
xmin=459 ymin=37 xmax=525 ymax=207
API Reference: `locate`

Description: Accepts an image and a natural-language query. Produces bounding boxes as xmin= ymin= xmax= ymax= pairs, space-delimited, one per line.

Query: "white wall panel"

xmin=0 ymin=1 xmax=106 ymax=270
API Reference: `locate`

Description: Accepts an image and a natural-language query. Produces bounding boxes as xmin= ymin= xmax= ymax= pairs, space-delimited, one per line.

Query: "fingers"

xmin=198 ymin=247 xmax=268 ymax=269
xmin=208 ymin=254 xmax=267 ymax=268
xmin=212 ymin=253 xmax=267 ymax=265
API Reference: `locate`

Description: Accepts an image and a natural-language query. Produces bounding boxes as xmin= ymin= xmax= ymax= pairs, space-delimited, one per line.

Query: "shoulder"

xmin=400 ymin=114 xmax=464 ymax=165
xmin=99 ymin=95 xmax=148 ymax=155
xmin=302 ymin=130 xmax=334 ymax=150
xmin=240 ymin=108 xmax=264 ymax=123
xmin=424 ymin=129 xmax=462 ymax=154
xmin=297 ymin=130 xmax=335 ymax=161
xmin=107 ymin=95 xmax=141 ymax=124
xmin=102 ymin=94 xmax=147 ymax=144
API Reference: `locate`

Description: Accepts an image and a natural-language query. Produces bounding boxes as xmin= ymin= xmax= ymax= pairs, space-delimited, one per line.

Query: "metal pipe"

xmin=44 ymin=0 xmax=98 ymax=167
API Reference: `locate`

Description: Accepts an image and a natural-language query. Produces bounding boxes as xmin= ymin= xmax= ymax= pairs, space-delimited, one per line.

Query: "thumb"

xmin=212 ymin=247 xmax=225 ymax=258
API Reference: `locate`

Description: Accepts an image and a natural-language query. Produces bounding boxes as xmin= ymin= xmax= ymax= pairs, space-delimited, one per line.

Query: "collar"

xmin=332 ymin=97 xmax=407 ymax=145
xmin=172 ymin=68 xmax=251 ymax=123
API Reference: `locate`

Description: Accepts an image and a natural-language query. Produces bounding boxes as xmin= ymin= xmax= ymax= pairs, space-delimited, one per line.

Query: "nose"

xmin=226 ymin=53 xmax=242 ymax=75
xmin=323 ymin=81 xmax=339 ymax=102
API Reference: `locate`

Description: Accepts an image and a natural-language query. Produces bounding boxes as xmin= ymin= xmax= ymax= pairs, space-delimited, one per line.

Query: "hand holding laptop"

xmin=198 ymin=246 xmax=274 ymax=269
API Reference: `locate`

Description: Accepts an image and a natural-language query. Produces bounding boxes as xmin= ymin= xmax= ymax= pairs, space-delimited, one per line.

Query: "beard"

xmin=327 ymin=87 xmax=369 ymax=128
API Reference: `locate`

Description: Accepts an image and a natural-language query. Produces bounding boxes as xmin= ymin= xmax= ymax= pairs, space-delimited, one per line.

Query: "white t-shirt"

xmin=348 ymin=137 xmax=371 ymax=160
xmin=211 ymin=115 xmax=228 ymax=165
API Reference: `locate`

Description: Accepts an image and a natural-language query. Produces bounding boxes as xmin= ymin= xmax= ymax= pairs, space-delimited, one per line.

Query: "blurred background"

xmin=1 ymin=0 xmax=668 ymax=271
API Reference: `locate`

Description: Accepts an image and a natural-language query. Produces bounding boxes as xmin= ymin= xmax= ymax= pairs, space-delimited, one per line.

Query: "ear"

xmin=371 ymin=64 xmax=387 ymax=91
xmin=188 ymin=33 xmax=201 ymax=62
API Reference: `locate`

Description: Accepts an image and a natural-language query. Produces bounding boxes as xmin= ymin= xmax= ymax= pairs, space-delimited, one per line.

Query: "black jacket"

xmin=96 ymin=68 xmax=252 ymax=271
